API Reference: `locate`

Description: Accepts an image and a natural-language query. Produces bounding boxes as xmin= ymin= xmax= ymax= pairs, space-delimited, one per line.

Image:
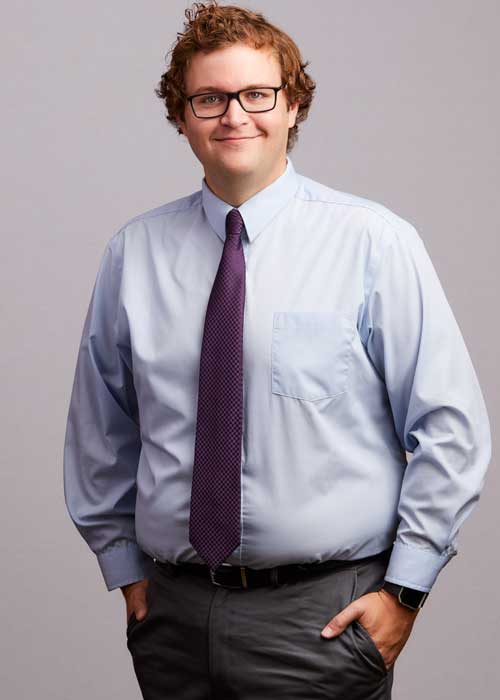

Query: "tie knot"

xmin=226 ymin=208 xmax=244 ymax=239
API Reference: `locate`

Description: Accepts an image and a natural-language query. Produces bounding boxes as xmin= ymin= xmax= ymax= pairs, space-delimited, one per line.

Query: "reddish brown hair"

xmin=154 ymin=1 xmax=316 ymax=152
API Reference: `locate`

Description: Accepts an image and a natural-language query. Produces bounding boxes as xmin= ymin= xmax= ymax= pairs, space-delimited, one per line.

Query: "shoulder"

xmin=107 ymin=190 xmax=202 ymax=249
xmin=295 ymin=171 xmax=422 ymax=246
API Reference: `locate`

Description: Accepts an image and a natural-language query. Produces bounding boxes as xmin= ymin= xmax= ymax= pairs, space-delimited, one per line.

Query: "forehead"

xmin=184 ymin=43 xmax=281 ymax=93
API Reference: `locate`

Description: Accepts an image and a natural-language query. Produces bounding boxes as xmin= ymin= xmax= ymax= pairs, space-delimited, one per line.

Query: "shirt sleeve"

xmin=63 ymin=230 xmax=155 ymax=591
xmin=358 ymin=217 xmax=492 ymax=592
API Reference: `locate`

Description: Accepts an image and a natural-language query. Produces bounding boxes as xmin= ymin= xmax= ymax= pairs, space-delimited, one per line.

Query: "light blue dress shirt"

xmin=63 ymin=157 xmax=492 ymax=592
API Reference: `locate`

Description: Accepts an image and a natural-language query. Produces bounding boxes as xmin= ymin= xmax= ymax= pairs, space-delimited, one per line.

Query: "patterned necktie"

xmin=189 ymin=208 xmax=246 ymax=570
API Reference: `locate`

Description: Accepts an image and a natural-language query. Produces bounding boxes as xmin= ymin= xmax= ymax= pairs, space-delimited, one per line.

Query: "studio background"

xmin=1 ymin=1 xmax=498 ymax=698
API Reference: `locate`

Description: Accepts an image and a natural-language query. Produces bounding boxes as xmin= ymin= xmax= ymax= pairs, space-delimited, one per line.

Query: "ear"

xmin=287 ymin=101 xmax=300 ymax=128
xmin=176 ymin=103 xmax=187 ymax=134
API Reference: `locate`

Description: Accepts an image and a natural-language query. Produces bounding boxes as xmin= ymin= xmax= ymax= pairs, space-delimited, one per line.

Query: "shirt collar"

xmin=201 ymin=157 xmax=299 ymax=243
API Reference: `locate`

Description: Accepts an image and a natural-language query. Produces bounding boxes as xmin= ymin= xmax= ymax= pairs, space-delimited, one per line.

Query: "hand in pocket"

xmin=121 ymin=577 xmax=150 ymax=626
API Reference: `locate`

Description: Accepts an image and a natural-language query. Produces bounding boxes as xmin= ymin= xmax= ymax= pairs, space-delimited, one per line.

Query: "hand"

xmin=120 ymin=577 xmax=149 ymax=625
xmin=320 ymin=588 xmax=420 ymax=671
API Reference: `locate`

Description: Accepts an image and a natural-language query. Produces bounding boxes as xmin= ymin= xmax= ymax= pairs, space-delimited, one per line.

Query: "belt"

xmin=153 ymin=547 xmax=392 ymax=590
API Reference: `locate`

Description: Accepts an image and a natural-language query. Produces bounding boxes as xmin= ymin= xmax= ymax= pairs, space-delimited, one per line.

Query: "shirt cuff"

xmin=384 ymin=540 xmax=458 ymax=592
xmin=96 ymin=540 xmax=157 ymax=591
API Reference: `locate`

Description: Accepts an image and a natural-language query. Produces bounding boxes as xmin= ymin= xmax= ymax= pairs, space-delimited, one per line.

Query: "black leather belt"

xmin=154 ymin=547 xmax=392 ymax=589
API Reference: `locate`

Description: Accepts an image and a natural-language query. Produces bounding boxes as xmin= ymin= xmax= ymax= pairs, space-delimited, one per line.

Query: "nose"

xmin=220 ymin=96 xmax=249 ymax=126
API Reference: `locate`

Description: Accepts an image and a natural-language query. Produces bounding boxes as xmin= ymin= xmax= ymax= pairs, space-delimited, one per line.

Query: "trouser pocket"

xmin=346 ymin=557 xmax=390 ymax=678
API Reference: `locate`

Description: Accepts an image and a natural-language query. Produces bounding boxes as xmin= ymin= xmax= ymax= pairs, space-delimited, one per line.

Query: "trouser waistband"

xmin=154 ymin=546 xmax=392 ymax=589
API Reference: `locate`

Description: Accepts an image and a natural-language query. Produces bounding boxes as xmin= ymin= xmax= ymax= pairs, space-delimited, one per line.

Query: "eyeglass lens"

xmin=191 ymin=89 xmax=277 ymax=117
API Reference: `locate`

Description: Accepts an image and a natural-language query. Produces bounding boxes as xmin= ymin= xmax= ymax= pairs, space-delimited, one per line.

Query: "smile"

xmin=216 ymin=136 xmax=261 ymax=141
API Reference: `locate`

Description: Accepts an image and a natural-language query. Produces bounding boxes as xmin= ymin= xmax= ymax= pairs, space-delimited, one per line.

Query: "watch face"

xmin=401 ymin=588 xmax=426 ymax=609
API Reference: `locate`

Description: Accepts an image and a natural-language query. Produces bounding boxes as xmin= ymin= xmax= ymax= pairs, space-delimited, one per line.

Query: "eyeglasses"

xmin=185 ymin=83 xmax=287 ymax=119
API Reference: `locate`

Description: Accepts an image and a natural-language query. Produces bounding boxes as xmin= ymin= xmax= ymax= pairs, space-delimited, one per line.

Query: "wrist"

xmin=382 ymin=580 xmax=429 ymax=612
xmin=120 ymin=578 xmax=148 ymax=597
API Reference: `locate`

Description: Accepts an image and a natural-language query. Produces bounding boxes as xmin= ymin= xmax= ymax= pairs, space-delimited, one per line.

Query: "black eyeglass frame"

xmin=185 ymin=83 xmax=287 ymax=119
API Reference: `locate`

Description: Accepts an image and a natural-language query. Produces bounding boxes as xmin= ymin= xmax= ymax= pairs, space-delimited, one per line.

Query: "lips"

xmin=215 ymin=135 xmax=260 ymax=141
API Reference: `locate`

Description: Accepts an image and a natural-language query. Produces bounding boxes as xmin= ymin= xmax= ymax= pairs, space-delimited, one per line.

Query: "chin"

xmin=214 ymin=153 xmax=257 ymax=170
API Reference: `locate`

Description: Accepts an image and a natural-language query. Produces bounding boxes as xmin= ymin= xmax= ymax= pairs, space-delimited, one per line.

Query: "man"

xmin=63 ymin=2 xmax=491 ymax=699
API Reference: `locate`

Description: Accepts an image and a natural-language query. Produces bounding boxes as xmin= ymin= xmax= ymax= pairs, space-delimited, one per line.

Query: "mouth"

xmin=215 ymin=135 xmax=261 ymax=142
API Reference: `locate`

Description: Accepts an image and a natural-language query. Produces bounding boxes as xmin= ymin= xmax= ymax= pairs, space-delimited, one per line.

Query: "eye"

xmin=201 ymin=94 xmax=223 ymax=104
xmin=247 ymin=91 xmax=265 ymax=99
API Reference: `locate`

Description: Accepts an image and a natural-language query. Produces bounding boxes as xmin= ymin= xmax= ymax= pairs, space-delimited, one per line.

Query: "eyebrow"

xmin=191 ymin=83 xmax=270 ymax=94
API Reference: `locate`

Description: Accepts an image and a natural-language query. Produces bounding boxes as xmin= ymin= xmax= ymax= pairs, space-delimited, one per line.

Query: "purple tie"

xmin=189 ymin=208 xmax=246 ymax=570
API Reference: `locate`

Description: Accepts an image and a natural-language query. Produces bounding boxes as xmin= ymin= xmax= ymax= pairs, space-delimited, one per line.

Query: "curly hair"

xmin=154 ymin=1 xmax=316 ymax=153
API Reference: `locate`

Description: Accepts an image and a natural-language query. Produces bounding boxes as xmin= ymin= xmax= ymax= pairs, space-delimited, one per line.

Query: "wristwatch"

xmin=382 ymin=580 xmax=429 ymax=611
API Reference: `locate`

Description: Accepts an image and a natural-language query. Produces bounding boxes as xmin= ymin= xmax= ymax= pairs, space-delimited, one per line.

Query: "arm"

xmin=358 ymin=217 xmax=492 ymax=592
xmin=63 ymin=230 xmax=155 ymax=591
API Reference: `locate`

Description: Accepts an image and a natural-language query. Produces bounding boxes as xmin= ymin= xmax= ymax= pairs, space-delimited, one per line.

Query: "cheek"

xmin=261 ymin=112 xmax=288 ymax=134
xmin=189 ymin=126 xmax=213 ymax=147
xmin=253 ymin=117 xmax=276 ymax=135
xmin=183 ymin=112 xmax=210 ymax=140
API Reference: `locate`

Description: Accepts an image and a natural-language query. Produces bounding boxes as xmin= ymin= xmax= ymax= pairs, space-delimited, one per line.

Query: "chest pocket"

xmin=271 ymin=311 xmax=355 ymax=401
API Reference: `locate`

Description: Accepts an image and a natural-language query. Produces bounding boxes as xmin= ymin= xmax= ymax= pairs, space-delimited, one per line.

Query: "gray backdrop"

xmin=1 ymin=1 xmax=498 ymax=698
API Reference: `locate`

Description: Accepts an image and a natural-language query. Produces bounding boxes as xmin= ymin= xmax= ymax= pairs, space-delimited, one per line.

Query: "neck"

xmin=204 ymin=157 xmax=287 ymax=207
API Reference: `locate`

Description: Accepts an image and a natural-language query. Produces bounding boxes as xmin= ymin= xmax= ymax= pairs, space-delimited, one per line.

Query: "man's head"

xmin=155 ymin=2 xmax=316 ymax=187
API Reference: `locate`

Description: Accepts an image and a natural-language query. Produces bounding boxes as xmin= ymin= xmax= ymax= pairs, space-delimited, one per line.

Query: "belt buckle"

xmin=209 ymin=567 xmax=223 ymax=586
xmin=209 ymin=564 xmax=249 ymax=589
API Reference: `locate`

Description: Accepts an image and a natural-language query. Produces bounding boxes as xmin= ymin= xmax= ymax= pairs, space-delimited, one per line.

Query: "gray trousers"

xmin=126 ymin=549 xmax=395 ymax=699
